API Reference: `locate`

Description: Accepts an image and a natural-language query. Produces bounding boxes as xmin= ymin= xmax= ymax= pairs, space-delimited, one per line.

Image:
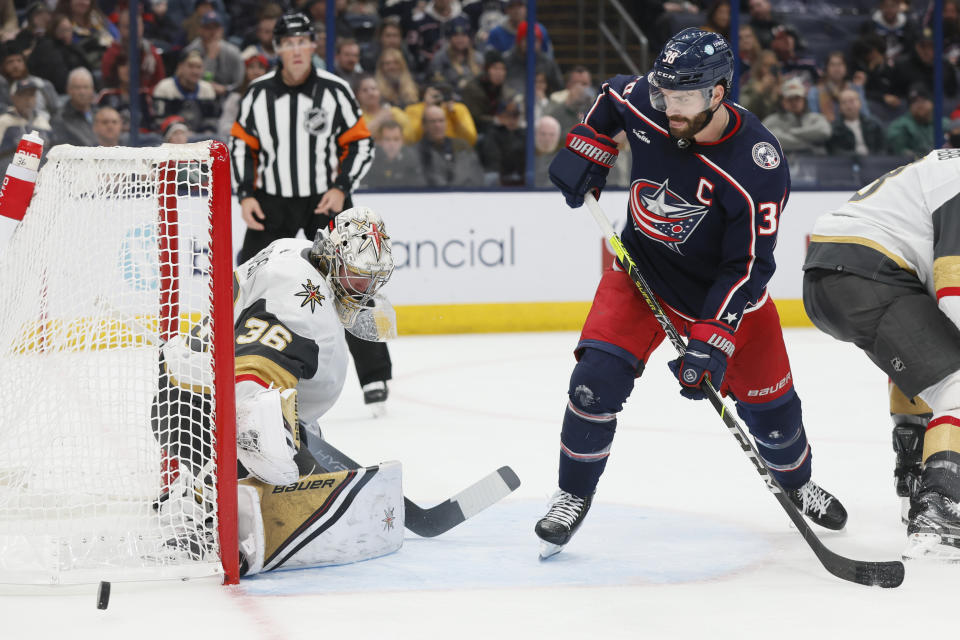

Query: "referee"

xmin=230 ymin=12 xmax=391 ymax=414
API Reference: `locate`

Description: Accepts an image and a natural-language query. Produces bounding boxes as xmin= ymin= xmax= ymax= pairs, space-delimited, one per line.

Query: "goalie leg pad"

xmin=236 ymin=384 xmax=299 ymax=486
xmin=241 ymin=460 xmax=404 ymax=573
xmin=237 ymin=484 xmax=265 ymax=576
xmin=558 ymin=348 xmax=636 ymax=497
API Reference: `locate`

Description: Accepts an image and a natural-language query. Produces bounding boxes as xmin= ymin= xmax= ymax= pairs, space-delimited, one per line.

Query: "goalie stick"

xmin=301 ymin=428 xmax=521 ymax=537
xmin=584 ymin=193 xmax=905 ymax=588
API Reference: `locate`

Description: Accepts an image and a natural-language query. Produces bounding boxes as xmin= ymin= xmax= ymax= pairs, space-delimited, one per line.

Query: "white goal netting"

xmin=0 ymin=142 xmax=234 ymax=585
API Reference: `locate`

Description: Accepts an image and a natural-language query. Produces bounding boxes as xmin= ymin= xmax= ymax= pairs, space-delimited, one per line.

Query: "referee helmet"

xmin=273 ymin=12 xmax=315 ymax=48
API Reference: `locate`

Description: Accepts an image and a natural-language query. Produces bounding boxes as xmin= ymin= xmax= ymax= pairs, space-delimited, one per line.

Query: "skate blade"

xmin=539 ymin=541 xmax=565 ymax=560
xmin=368 ymin=402 xmax=386 ymax=418
xmin=902 ymin=533 xmax=960 ymax=562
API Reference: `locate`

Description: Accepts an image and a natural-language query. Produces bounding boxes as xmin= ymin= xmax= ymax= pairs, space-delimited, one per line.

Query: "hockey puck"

xmin=96 ymin=581 xmax=111 ymax=610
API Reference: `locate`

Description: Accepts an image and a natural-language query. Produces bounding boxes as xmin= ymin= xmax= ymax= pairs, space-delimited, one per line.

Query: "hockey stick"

xmin=584 ymin=193 xmax=904 ymax=588
xmin=301 ymin=428 xmax=521 ymax=537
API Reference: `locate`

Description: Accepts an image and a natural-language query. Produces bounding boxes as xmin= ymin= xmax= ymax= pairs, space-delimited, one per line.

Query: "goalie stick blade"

xmin=301 ymin=430 xmax=520 ymax=537
xmin=403 ymin=466 xmax=521 ymax=538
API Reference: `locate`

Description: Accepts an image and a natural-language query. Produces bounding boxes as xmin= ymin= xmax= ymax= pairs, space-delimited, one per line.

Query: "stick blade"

xmin=855 ymin=561 xmax=905 ymax=588
xmin=824 ymin=557 xmax=905 ymax=588
xmin=498 ymin=466 xmax=521 ymax=492
xmin=403 ymin=466 xmax=521 ymax=538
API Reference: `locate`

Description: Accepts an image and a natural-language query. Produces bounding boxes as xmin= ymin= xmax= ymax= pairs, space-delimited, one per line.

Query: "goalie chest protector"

xmin=233 ymin=238 xmax=350 ymax=425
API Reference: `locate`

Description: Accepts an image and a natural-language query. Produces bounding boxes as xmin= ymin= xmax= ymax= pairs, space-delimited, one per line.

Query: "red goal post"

xmin=0 ymin=141 xmax=237 ymax=585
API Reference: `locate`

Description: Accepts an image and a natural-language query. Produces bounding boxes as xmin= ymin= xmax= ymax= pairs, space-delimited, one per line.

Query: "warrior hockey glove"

xmin=667 ymin=320 xmax=736 ymax=400
xmin=549 ymin=123 xmax=618 ymax=208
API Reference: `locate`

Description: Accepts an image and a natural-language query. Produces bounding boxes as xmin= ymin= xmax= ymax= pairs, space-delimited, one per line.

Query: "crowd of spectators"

xmin=0 ymin=0 xmax=955 ymax=188
xmin=654 ymin=0 xmax=960 ymax=171
xmin=0 ymin=0 xmax=584 ymax=188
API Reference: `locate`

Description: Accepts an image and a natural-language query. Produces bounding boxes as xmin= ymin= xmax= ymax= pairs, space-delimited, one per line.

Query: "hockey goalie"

xmin=152 ymin=206 xmax=401 ymax=575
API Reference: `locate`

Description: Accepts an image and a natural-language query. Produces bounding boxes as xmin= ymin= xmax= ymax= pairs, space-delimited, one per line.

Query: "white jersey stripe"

xmin=252 ymin=90 xmax=276 ymax=194
xmin=295 ymin=94 xmax=312 ymax=196
xmin=275 ymin=93 xmax=293 ymax=197
xmin=335 ymin=87 xmax=358 ymax=128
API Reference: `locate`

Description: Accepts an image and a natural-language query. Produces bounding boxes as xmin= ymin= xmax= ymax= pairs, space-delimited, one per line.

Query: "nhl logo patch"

xmin=304 ymin=107 xmax=328 ymax=135
xmin=752 ymin=142 xmax=780 ymax=170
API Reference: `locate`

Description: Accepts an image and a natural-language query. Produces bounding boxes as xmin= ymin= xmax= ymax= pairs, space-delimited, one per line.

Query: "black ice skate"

xmin=535 ymin=490 xmax=593 ymax=559
xmin=903 ymin=491 xmax=960 ymax=561
xmin=362 ymin=381 xmax=388 ymax=418
xmin=892 ymin=422 xmax=925 ymax=523
xmin=788 ymin=480 xmax=848 ymax=530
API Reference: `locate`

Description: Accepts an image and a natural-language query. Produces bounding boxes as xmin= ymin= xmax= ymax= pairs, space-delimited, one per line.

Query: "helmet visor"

xmin=649 ymin=84 xmax=714 ymax=115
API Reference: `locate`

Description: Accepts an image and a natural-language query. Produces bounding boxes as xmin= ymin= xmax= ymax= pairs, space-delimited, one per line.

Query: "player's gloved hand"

xmin=667 ymin=320 xmax=735 ymax=400
xmin=548 ymin=124 xmax=618 ymax=208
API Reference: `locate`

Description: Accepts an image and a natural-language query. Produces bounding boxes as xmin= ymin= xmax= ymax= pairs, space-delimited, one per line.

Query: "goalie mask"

xmin=311 ymin=207 xmax=394 ymax=331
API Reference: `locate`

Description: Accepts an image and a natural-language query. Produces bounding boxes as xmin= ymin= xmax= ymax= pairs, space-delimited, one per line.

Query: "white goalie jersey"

xmin=233 ymin=238 xmax=349 ymax=426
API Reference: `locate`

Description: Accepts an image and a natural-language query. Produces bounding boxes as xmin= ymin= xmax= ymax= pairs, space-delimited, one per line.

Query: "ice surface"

xmin=1 ymin=329 xmax=957 ymax=638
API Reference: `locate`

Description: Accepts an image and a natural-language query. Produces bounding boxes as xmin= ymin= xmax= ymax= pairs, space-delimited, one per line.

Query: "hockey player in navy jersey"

xmin=535 ymin=28 xmax=848 ymax=558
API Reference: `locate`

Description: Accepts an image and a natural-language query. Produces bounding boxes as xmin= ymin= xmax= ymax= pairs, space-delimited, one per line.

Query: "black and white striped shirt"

xmin=230 ymin=66 xmax=374 ymax=200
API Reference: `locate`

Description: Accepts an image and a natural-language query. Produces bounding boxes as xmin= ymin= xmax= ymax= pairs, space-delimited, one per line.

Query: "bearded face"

xmin=668 ymin=109 xmax=712 ymax=139
xmin=654 ymin=87 xmax=715 ymax=140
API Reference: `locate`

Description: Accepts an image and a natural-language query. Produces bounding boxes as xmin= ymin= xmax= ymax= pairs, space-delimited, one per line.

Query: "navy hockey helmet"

xmin=649 ymin=28 xmax=734 ymax=112
xmin=273 ymin=12 xmax=315 ymax=48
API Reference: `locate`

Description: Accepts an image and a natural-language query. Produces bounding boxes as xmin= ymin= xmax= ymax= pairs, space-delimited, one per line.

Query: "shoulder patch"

xmin=295 ymin=279 xmax=326 ymax=312
xmin=752 ymin=142 xmax=780 ymax=170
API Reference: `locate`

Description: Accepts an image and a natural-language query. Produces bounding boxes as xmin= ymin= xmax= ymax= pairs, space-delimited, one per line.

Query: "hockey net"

xmin=0 ymin=141 xmax=237 ymax=585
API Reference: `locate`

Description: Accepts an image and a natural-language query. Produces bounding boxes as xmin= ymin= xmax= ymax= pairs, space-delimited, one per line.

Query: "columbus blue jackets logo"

xmin=629 ymin=179 xmax=708 ymax=253
xmin=752 ymin=142 xmax=780 ymax=169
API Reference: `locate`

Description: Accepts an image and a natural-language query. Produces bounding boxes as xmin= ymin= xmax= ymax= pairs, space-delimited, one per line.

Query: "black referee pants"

xmin=238 ymin=190 xmax=392 ymax=387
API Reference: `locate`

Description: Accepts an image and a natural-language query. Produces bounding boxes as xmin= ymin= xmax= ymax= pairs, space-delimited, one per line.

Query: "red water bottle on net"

xmin=0 ymin=129 xmax=44 ymax=222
